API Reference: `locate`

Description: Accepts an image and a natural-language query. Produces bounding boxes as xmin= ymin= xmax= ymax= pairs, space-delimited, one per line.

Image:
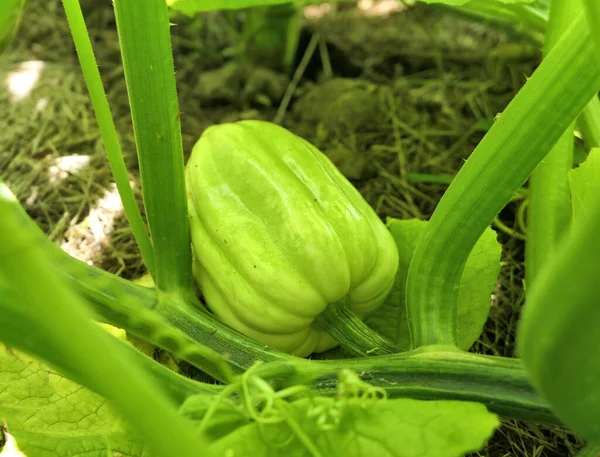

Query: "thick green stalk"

xmin=543 ymin=0 xmax=581 ymax=50
xmin=518 ymin=179 xmax=600 ymax=442
xmin=2 ymin=179 xmax=239 ymax=382
xmin=38 ymin=234 xmax=555 ymax=424
xmin=52 ymin=244 xmax=291 ymax=376
xmin=578 ymin=0 xmax=600 ymax=148
xmin=36 ymin=214 xmax=556 ymax=424
xmin=55 ymin=249 xmax=555 ymax=426
xmin=315 ymin=301 xmax=400 ymax=356
xmin=258 ymin=348 xmax=557 ymax=425
xmin=113 ymin=0 xmax=192 ymax=294
xmin=0 ymin=188 xmax=207 ymax=457
xmin=578 ymin=96 xmax=600 ymax=148
xmin=525 ymin=0 xmax=580 ymax=285
xmin=517 ymin=2 xmax=600 ymax=444
xmin=61 ymin=0 xmax=155 ymax=277
xmin=0 ymin=286 xmax=219 ymax=404
xmin=406 ymin=13 xmax=600 ymax=348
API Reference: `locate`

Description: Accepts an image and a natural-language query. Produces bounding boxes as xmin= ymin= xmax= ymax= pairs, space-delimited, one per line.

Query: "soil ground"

xmin=0 ymin=1 xmax=582 ymax=455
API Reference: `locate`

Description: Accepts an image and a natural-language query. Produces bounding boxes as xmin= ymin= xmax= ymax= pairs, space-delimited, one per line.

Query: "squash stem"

xmin=316 ymin=300 xmax=401 ymax=357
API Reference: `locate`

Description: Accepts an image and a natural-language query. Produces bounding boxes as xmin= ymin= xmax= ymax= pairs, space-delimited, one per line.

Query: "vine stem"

xmin=255 ymin=347 xmax=558 ymax=425
xmin=405 ymin=12 xmax=600 ymax=348
xmin=315 ymin=299 xmax=400 ymax=356
xmin=525 ymin=0 xmax=579 ymax=286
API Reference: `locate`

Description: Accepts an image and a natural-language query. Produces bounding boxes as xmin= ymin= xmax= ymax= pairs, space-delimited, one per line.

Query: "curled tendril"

xmin=240 ymin=362 xmax=280 ymax=424
xmin=237 ymin=363 xmax=323 ymax=456
xmin=337 ymin=369 xmax=388 ymax=405
xmin=197 ymin=364 xmax=373 ymax=457
xmin=306 ymin=402 xmax=341 ymax=431
xmin=239 ymin=362 xmax=312 ymax=425
xmin=197 ymin=383 xmax=239 ymax=434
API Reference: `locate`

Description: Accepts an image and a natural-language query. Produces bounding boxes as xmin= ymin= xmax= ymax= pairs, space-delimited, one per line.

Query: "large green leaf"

xmin=366 ymin=219 xmax=501 ymax=351
xmin=0 ymin=347 xmax=147 ymax=457
xmin=206 ymin=396 xmax=498 ymax=456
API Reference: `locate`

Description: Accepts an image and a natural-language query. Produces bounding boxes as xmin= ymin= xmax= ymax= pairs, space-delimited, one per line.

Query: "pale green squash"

xmin=186 ymin=121 xmax=398 ymax=356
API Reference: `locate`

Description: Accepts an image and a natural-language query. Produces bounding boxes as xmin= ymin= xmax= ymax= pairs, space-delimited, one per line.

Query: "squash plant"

xmin=2 ymin=0 xmax=600 ymax=456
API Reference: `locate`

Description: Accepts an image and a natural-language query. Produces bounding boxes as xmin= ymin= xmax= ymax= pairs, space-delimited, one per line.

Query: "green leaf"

xmin=0 ymin=182 xmax=205 ymax=457
xmin=569 ymin=148 xmax=600 ymax=224
xmin=207 ymin=397 xmax=499 ymax=456
xmin=179 ymin=394 xmax=251 ymax=441
xmin=0 ymin=346 xmax=146 ymax=457
xmin=366 ymin=219 xmax=501 ymax=351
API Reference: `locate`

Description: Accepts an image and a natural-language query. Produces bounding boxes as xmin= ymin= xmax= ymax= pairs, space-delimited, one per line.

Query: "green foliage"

xmin=113 ymin=0 xmax=192 ymax=293
xmin=206 ymin=397 xmax=498 ymax=457
xmin=167 ymin=0 xmax=311 ymax=14
xmin=518 ymin=148 xmax=600 ymax=442
xmin=0 ymin=0 xmax=25 ymax=53
xmin=4 ymin=0 xmax=600 ymax=454
xmin=178 ymin=369 xmax=499 ymax=457
xmin=405 ymin=10 xmax=600 ymax=349
xmin=366 ymin=219 xmax=501 ymax=351
xmin=569 ymin=148 xmax=600 ymax=224
xmin=0 ymin=183 xmax=205 ymax=457
xmin=0 ymin=346 xmax=145 ymax=457
xmin=1 ymin=355 xmax=498 ymax=457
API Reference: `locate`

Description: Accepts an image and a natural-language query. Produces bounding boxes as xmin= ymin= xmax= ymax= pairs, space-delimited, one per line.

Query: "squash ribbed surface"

xmin=186 ymin=121 xmax=398 ymax=356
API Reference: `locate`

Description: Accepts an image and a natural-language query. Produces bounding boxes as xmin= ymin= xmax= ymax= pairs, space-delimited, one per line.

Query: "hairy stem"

xmin=525 ymin=0 xmax=578 ymax=286
xmin=315 ymin=300 xmax=400 ymax=356
xmin=113 ymin=0 xmax=193 ymax=294
xmin=55 ymin=244 xmax=557 ymax=424
xmin=405 ymin=13 xmax=600 ymax=348
xmin=257 ymin=347 xmax=557 ymax=425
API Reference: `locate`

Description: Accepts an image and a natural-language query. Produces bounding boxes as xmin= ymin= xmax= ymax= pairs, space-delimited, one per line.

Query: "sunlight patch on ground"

xmin=358 ymin=0 xmax=405 ymax=16
xmin=47 ymin=154 xmax=91 ymax=185
xmin=304 ymin=3 xmax=333 ymax=19
xmin=34 ymin=97 xmax=48 ymax=113
xmin=60 ymin=183 xmax=124 ymax=265
xmin=5 ymin=60 xmax=44 ymax=102
xmin=304 ymin=1 xmax=404 ymax=20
